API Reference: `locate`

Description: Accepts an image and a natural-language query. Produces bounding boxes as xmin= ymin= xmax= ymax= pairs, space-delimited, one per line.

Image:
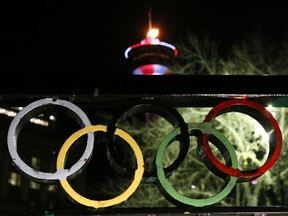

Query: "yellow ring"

xmin=56 ymin=124 xmax=144 ymax=208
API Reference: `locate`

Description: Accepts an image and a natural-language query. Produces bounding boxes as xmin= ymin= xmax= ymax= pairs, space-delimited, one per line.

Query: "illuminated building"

xmin=124 ymin=13 xmax=178 ymax=75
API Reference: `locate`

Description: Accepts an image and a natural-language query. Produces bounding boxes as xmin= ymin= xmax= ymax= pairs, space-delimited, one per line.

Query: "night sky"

xmin=1 ymin=0 xmax=288 ymax=81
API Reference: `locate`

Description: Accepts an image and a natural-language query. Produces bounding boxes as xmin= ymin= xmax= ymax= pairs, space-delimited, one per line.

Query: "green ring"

xmin=155 ymin=122 xmax=238 ymax=207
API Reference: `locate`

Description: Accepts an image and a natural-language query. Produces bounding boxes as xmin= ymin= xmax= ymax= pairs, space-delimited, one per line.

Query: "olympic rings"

xmin=155 ymin=122 xmax=238 ymax=207
xmin=57 ymin=125 xmax=144 ymax=209
xmin=201 ymin=99 xmax=282 ymax=182
xmin=5 ymin=97 xmax=283 ymax=208
xmin=106 ymin=102 xmax=190 ymax=183
xmin=7 ymin=98 xmax=94 ymax=183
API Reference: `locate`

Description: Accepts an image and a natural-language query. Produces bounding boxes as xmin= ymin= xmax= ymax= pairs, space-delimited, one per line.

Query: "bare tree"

xmin=98 ymin=30 xmax=288 ymax=207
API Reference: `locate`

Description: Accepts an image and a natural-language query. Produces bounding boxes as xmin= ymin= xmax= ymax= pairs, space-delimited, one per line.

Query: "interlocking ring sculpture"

xmin=6 ymin=98 xmax=282 ymax=208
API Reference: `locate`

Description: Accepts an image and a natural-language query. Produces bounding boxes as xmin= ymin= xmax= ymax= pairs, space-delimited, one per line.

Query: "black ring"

xmin=106 ymin=101 xmax=190 ymax=183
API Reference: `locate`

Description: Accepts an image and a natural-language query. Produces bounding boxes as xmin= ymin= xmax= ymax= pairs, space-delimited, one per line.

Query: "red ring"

xmin=202 ymin=99 xmax=282 ymax=182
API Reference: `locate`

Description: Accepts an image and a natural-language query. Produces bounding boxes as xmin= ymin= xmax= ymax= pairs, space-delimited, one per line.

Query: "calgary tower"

xmin=124 ymin=10 xmax=178 ymax=75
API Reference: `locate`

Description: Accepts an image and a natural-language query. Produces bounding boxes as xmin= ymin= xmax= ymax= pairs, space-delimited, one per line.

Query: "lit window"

xmin=9 ymin=172 xmax=21 ymax=186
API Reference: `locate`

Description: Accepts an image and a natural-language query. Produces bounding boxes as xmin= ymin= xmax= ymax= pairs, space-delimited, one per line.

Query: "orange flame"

xmin=147 ymin=28 xmax=159 ymax=38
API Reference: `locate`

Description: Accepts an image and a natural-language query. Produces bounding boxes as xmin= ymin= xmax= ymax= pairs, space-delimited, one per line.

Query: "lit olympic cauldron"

xmin=124 ymin=27 xmax=178 ymax=75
